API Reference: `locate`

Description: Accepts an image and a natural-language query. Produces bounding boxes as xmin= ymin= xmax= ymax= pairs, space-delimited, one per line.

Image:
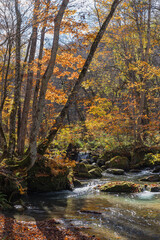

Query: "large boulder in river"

xmin=131 ymin=150 xmax=160 ymax=168
xmin=28 ymin=157 xmax=71 ymax=192
xmin=153 ymin=166 xmax=160 ymax=173
xmin=151 ymin=186 xmax=160 ymax=192
xmin=105 ymin=168 xmax=124 ymax=175
xmin=100 ymin=181 xmax=141 ymax=193
xmin=73 ymin=163 xmax=102 ymax=179
xmin=140 ymin=174 xmax=160 ymax=182
xmin=102 ymin=145 xmax=132 ymax=162
xmin=85 ymin=164 xmax=97 ymax=171
xmin=96 ymin=159 xmax=106 ymax=167
xmin=73 ymin=163 xmax=91 ymax=178
xmin=89 ymin=168 xmax=102 ymax=178
xmin=105 ymin=156 xmax=129 ymax=170
xmin=73 ymin=179 xmax=82 ymax=188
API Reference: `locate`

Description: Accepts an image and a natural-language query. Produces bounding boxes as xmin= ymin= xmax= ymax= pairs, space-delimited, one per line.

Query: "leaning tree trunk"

xmin=37 ymin=0 xmax=122 ymax=155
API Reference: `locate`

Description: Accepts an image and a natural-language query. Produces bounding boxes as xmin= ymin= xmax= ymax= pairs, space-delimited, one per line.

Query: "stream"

xmin=14 ymin=170 xmax=160 ymax=240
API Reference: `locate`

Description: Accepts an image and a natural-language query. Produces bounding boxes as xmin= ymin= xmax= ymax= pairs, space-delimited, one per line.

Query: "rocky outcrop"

xmin=105 ymin=156 xmax=129 ymax=170
xmin=27 ymin=157 xmax=71 ymax=192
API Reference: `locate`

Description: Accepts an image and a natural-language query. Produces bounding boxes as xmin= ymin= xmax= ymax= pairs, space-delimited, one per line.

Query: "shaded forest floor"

xmin=0 ymin=214 xmax=98 ymax=240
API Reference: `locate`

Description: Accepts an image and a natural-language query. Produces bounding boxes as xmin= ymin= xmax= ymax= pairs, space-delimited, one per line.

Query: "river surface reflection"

xmin=14 ymin=170 xmax=160 ymax=240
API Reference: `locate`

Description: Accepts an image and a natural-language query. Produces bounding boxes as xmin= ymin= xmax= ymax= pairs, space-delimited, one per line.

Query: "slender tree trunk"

xmin=27 ymin=0 xmax=69 ymax=169
xmin=0 ymin=40 xmax=12 ymax=112
xmin=17 ymin=0 xmax=40 ymax=155
xmin=136 ymin=0 xmax=151 ymax=144
xmin=31 ymin=0 xmax=51 ymax=123
xmin=8 ymin=0 xmax=22 ymax=157
xmin=17 ymin=36 xmax=32 ymax=142
xmin=145 ymin=0 xmax=151 ymax=62
xmin=0 ymin=40 xmax=12 ymax=154
xmin=37 ymin=0 xmax=122 ymax=155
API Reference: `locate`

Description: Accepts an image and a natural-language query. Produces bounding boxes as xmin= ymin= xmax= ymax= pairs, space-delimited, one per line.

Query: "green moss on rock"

xmin=105 ymin=156 xmax=129 ymax=170
xmin=73 ymin=179 xmax=82 ymax=188
xmin=140 ymin=174 xmax=160 ymax=182
xmin=89 ymin=168 xmax=102 ymax=178
xmin=73 ymin=163 xmax=92 ymax=179
xmin=106 ymin=168 xmax=124 ymax=175
xmin=27 ymin=157 xmax=71 ymax=192
xmin=100 ymin=181 xmax=141 ymax=193
xmin=85 ymin=164 xmax=96 ymax=171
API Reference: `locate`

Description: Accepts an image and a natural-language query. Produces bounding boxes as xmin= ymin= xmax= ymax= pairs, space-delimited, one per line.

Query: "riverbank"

xmin=0 ymin=214 xmax=97 ymax=240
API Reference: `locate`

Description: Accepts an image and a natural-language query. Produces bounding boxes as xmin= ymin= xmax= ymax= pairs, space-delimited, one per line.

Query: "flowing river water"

xmin=14 ymin=170 xmax=160 ymax=240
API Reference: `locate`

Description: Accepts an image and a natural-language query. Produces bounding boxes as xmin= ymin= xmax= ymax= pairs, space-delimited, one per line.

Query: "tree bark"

xmin=31 ymin=0 xmax=51 ymax=124
xmin=0 ymin=39 xmax=12 ymax=153
xmin=17 ymin=0 xmax=40 ymax=155
xmin=8 ymin=0 xmax=22 ymax=157
xmin=17 ymin=36 xmax=32 ymax=142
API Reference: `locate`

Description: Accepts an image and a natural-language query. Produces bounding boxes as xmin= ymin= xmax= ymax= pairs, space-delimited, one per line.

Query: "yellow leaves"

xmin=82 ymin=79 xmax=94 ymax=89
xmin=88 ymin=97 xmax=112 ymax=118
xmin=122 ymin=2 xmax=129 ymax=8
xmin=128 ymin=61 xmax=160 ymax=80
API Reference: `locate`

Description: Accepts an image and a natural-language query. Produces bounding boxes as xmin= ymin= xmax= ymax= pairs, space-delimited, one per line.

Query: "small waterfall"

xmin=77 ymin=151 xmax=94 ymax=163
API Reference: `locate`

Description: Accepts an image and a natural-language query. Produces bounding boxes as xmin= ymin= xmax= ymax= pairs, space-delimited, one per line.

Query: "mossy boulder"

xmin=85 ymin=164 xmax=96 ymax=171
xmin=96 ymin=159 xmax=106 ymax=167
xmin=73 ymin=163 xmax=92 ymax=179
xmin=73 ymin=179 xmax=82 ymax=188
xmin=89 ymin=168 xmax=102 ymax=178
xmin=105 ymin=156 xmax=129 ymax=170
xmin=105 ymin=168 xmax=124 ymax=175
xmin=27 ymin=157 xmax=71 ymax=192
xmin=151 ymin=186 xmax=160 ymax=192
xmin=133 ymin=153 xmax=160 ymax=169
xmin=143 ymin=153 xmax=160 ymax=167
xmin=102 ymin=145 xmax=132 ymax=162
xmin=140 ymin=174 xmax=160 ymax=182
xmin=131 ymin=146 xmax=160 ymax=167
xmin=0 ymin=175 xmax=19 ymax=196
xmin=100 ymin=181 xmax=141 ymax=193
xmin=153 ymin=166 xmax=160 ymax=173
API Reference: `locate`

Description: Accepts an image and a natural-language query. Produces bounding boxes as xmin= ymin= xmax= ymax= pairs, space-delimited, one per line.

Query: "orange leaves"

xmin=56 ymin=52 xmax=84 ymax=70
xmin=46 ymin=83 xmax=66 ymax=104
xmin=68 ymin=72 xmax=79 ymax=80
